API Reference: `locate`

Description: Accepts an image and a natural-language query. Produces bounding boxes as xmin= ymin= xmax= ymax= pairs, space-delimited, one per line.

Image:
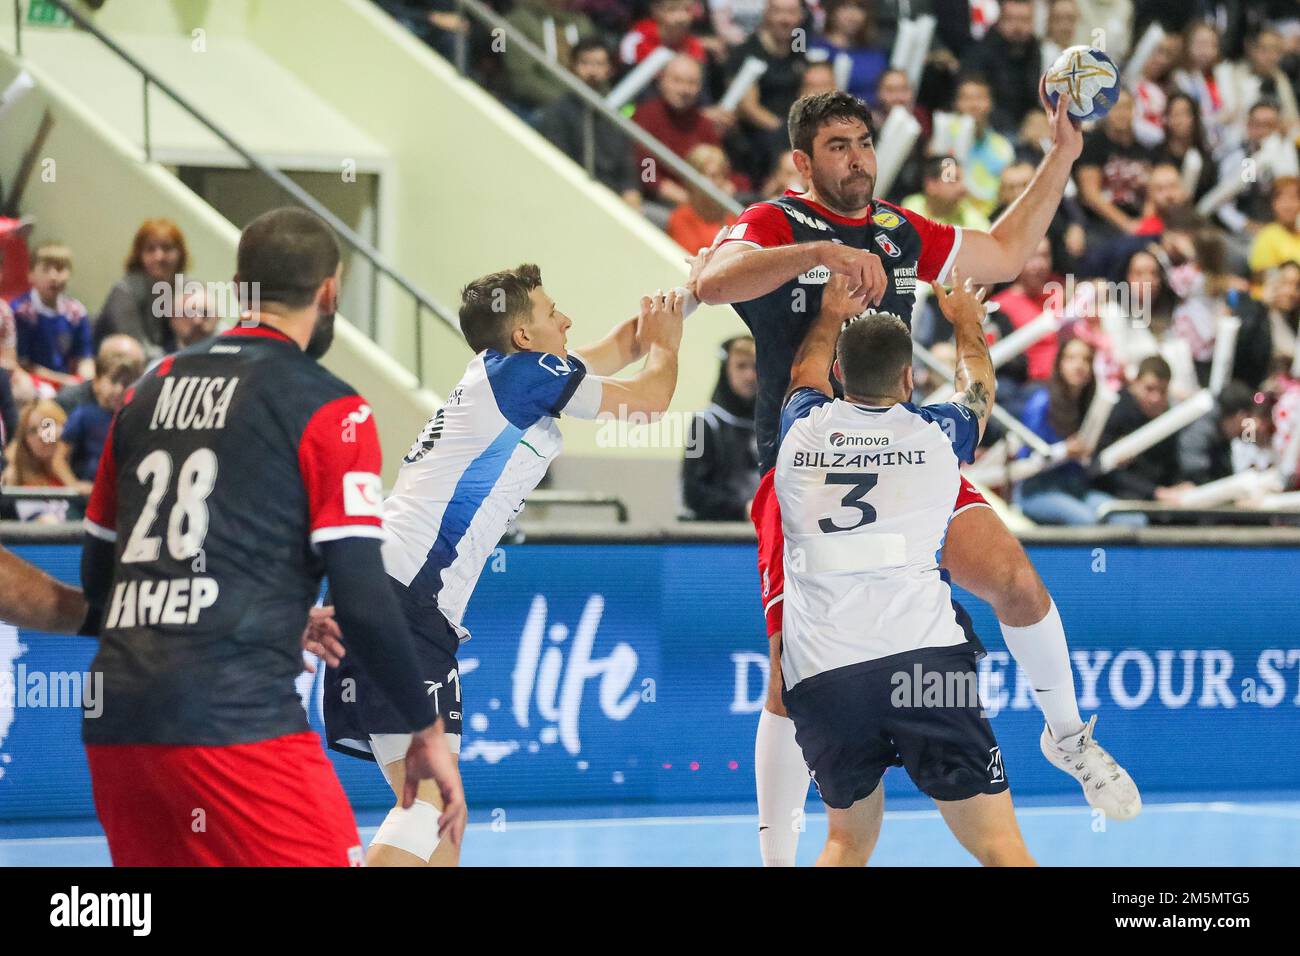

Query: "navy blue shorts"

xmin=325 ymin=578 xmax=462 ymax=761
xmin=784 ymin=646 xmax=1008 ymax=809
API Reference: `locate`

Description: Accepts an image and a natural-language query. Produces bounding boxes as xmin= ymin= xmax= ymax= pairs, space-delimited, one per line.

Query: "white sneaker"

xmin=1040 ymin=715 xmax=1142 ymax=820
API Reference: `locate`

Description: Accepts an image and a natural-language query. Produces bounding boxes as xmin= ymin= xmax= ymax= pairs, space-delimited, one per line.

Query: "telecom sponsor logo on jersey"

xmin=797 ymin=265 xmax=832 ymax=284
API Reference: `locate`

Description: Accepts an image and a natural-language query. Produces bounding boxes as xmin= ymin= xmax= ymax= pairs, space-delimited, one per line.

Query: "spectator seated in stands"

xmin=95 ymin=218 xmax=187 ymax=360
xmin=61 ymin=345 xmax=144 ymax=484
xmin=667 ymin=144 xmax=739 ymax=253
xmin=1178 ymin=380 xmax=1262 ymax=487
xmin=1040 ymin=0 xmax=1080 ymax=73
xmin=1213 ymin=100 xmax=1298 ymax=245
xmin=0 ymin=366 xmax=15 ymax=468
xmin=966 ymin=0 xmax=1041 ymax=135
xmin=1174 ymin=20 xmax=1236 ymax=157
xmin=633 ymin=53 xmax=733 ymax=208
xmin=1228 ymin=27 xmax=1300 ymax=133
xmin=503 ymin=0 xmax=597 ymax=115
xmin=808 ymin=0 xmax=889 ymax=107
xmin=1264 ymin=259 xmax=1300 ymax=366
xmin=1133 ymin=162 xmax=1192 ymax=236
xmin=0 ymin=398 xmax=84 ymax=523
xmin=872 ymin=68 xmax=929 ymax=205
xmin=166 ymin=287 xmax=221 ymax=354
xmin=12 ymin=243 xmax=93 ymax=391
xmin=1015 ymin=337 xmax=1137 ymax=525
xmin=1095 ymin=355 xmax=1194 ymax=505
xmin=372 ymin=0 xmax=469 ymax=60
xmin=991 ymin=236 xmax=1061 ymax=386
xmin=799 ymin=60 xmax=837 ymax=99
xmin=726 ymin=0 xmax=808 ymax=186
xmin=1076 ymin=89 xmax=1151 ymax=240
xmin=0 ymin=284 xmax=34 ymax=405
xmin=902 ymin=155 xmax=992 ymax=230
xmin=931 ymin=74 xmax=1015 ymax=217
xmin=537 ymin=39 xmax=642 ymax=210
xmin=57 ymin=334 xmax=146 ymax=417
xmin=760 ymin=149 xmax=803 ymax=199
xmin=1249 ymin=176 xmax=1300 ymax=280
xmin=621 ymin=0 xmax=708 ymax=66
xmin=681 ymin=335 xmax=759 ymax=521
xmin=708 ymin=0 xmax=766 ymax=49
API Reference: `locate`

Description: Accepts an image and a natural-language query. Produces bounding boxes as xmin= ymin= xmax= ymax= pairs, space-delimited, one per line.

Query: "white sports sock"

xmin=998 ymin=599 xmax=1085 ymax=741
xmin=755 ymin=708 xmax=810 ymax=867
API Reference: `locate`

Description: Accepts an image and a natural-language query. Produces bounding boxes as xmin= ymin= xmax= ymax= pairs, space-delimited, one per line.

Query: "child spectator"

xmin=1178 ymin=380 xmax=1261 ymax=485
xmin=57 ymin=334 xmax=146 ymax=416
xmin=12 ymin=243 xmax=93 ymax=389
xmin=1095 ymin=355 xmax=1194 ymax=503
xmin=61 ymin=344 xmax=143 ymax=482
xmin=667 ymin=145 xmax=739 ymax=252
xmin=1249 ymin=176 xmax=1300 ymax=277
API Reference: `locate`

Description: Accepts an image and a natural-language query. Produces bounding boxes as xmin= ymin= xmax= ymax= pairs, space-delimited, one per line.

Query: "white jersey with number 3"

xmin=774 ymin=388 xmax=980 ymax=689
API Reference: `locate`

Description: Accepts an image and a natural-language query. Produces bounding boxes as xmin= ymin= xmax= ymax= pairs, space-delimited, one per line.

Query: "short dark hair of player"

xmin=788 ymin=90 xmax=874 ymax=156
xmin=836 ymin=312 xmax=912 ymax=398
xmin=236 ymin=208 xmax=341 ymax=310
xmin=459 ymin=263 xmax=543 ymax=354
xmin=1135 ymin=355 xmax=1172 ymax=383
xmin=571 ymin=37 xmax=610 ymax=67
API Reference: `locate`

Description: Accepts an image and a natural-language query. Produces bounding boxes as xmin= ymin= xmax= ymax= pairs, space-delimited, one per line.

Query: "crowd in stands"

xmin=0 ymin=219 xmax=218 ymax=523
xmin=355 ymin=0 xmax=1295 ymax=527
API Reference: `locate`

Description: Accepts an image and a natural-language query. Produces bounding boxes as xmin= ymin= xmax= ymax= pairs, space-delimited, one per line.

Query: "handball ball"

xmin=1043 ymin=45 xmax=1121 ymax=122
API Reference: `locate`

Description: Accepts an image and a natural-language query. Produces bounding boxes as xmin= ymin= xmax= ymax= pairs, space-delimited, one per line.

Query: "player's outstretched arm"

xmin=786 ymin=274 xmax=868 ymax=399
xmin=952 ymin=89 xmax=1083 ymax=284
xmin=931 ymin=270 xmax=996 ymax=441
xmin=0 ymin=544 xmax=87 ymax=634
xmin=593 ymin=290 xmax=684 ymax=417
xmin=695 ymin=239 xmax=887 ymax=307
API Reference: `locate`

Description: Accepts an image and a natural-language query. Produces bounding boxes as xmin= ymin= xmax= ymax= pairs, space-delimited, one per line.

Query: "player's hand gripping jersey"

xmin=721 ymin=192 xmax=963 ymax=472
xmin=82 ymin=325 xmax=386 ymax=746
xmin=775 ymin=388 xmax=983 ymax=690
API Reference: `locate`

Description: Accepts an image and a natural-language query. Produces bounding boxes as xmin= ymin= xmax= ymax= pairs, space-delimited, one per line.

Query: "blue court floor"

xmin=2 ymin=790 xmax=1298 ymax=866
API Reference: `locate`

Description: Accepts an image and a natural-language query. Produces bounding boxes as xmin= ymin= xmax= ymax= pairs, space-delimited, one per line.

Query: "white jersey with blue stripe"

xmin=774 ymin=387 xmax=979 ymax=689
xmin=381 ymin=349 xmax=602 ymax=632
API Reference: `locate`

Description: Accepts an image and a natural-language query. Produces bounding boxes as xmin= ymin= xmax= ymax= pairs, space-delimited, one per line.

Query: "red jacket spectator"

xmin=620 ymin=6 xmax=707 ymax=65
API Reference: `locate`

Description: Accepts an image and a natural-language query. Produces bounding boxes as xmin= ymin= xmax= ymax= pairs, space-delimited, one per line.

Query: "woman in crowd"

xmin=1 ymin=399 xmax=85 ymax=523
xmin=1153 ymin=92 xmax=1218 ymax=202
xmin=1249 ymin=176 xmax=1300 ymax=278
xmin=94 ymin=218 xmax=189 ymax=359
xmin=1016 ymin=337 xmax=1133 ymax=525
xmin=1174 ymin=21 xmax=1236 ymax=156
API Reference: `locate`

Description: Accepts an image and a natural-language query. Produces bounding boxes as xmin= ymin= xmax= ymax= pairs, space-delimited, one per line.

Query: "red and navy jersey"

xmin=82 ymin=324 xmax=385 ymax=745
xmin=721 ymin=191 xmax=962 ymax=472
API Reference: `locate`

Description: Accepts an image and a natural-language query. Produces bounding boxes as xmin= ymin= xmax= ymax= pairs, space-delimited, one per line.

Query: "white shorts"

xmin=369 ymin=732 xmax=462 ymax=788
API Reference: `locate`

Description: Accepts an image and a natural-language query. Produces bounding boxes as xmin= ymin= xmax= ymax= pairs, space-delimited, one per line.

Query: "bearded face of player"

xmin=799 ymin=118 xmax=877 ymax=216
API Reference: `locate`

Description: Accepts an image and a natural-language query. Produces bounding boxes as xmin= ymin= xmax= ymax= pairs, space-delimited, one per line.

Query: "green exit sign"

xmin=26 ymin=0 xmax=72 ymax=27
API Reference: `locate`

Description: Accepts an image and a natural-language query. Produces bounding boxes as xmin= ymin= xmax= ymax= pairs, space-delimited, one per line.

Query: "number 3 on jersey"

xmin=121 ymin=448 xmax=219 ymax=563
xmin=818 ymin=472 xmax=879 ymax=533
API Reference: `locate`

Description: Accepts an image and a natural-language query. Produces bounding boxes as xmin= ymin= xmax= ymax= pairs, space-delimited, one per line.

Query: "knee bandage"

xmin=371 ymin=800 xmax=443 ymax=861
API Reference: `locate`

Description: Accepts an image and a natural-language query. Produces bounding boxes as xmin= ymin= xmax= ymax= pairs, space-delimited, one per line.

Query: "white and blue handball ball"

xmin=1043 ymin=45 xmax=1121 ymax=123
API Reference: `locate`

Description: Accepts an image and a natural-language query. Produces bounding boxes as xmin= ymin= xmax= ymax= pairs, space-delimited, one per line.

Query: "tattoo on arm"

xmin=962 ymin=380 xmax=991 ymax=420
